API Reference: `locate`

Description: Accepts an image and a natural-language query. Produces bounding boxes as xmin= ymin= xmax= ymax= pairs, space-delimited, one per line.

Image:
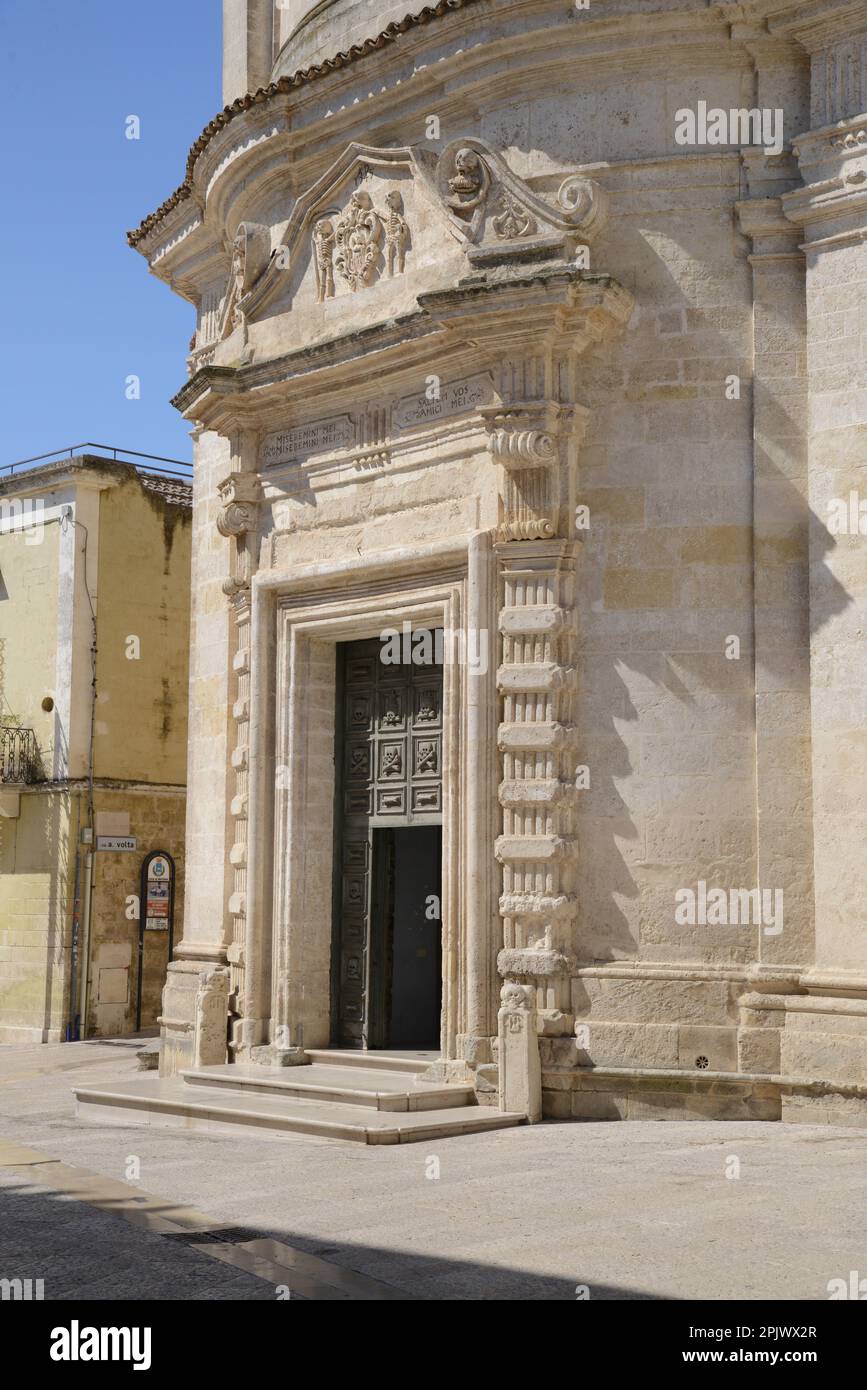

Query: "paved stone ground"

xmin=1 ymin=1041 xmax=866 ymax=1301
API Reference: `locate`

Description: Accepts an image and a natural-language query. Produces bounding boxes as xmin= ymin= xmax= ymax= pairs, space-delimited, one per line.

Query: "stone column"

xmin=487 ymin=393 xmax=584 ymax=1118
xmin=216 ymin=447 xmax=263 ymax=1057
xmin=159 ymin=429 xmax=236 ymax=1076
xmin=784 ymin=131 xmax=867 ymax=980
xmin=775 ymin=16 xmax=867 ymax=1110
xmin=460 ymin=529 xmax=498 ymax=1067
xmin=734 ymin=188 xmax=811 ymax=1070
xmin=496 ymin=537 xmax=578 ymax=1031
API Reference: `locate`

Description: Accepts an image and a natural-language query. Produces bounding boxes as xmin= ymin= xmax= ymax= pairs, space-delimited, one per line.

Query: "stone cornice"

xmin=782 ymin=168 xmax=867 ymax=233
xmin=764 ymin=0 xmax=867 ymax=47
xmin=171 ymin=269 xmax=632 ymax=429
xmin=735 ymin=194 xmax=805 ymax=260
xmin=128 ymin=0 xmax=481 ymax=250
xmin=129 ymin=0 xmax=770 ymax=265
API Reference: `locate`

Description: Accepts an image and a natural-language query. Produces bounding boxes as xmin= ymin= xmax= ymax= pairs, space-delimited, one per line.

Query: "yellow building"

xmin=0 ymin=449 xmax=192 ymax=1042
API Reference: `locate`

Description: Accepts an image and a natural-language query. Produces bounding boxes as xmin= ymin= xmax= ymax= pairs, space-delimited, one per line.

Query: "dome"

xmin=273 ymin=0 xmax=414 ymax=75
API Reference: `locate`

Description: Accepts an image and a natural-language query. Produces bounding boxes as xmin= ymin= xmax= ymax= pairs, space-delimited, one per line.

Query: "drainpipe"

xmin=67 ymin=793 xmax=84 ymax=1041
xmin=60 ymin=507 xmax=98 ymax=1042
xmin=79 ymin=845 xmax=95 ymax=1035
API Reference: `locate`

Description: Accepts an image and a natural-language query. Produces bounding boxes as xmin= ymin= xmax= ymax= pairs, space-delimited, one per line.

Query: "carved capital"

xmin=499 ymin=948 xmax=576 ymax=978
xmin=488 ymin=424 xmax=558 ymax=469
xmin=484 ymin=409 xmax=560 ymax=539
xmin=216 ymin=472 xmax=262 ymax=538
xmin=222 ymin=575 xmax=250 ymax=599
xmin=217 ymin=502 xmax=256 ymax=538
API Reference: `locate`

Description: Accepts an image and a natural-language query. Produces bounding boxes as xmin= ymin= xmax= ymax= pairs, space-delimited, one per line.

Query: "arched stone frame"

xmin=243 ymin=532 xmax=499 ymax=1063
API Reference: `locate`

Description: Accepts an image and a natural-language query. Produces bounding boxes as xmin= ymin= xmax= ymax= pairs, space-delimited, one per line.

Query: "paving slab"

xmin=2 ymin=1041 xmax=867 ymax=1300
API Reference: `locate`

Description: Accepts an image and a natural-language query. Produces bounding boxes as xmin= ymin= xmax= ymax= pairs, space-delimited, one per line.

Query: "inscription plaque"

xmin=262 ymin=415 xmax=354 ymax=468
xmin=394 ymin=373 xmax=493 ymax=430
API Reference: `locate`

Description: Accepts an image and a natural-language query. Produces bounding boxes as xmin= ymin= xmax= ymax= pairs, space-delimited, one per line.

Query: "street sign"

xmin=96 ymin=836 xmax=137 ymax=852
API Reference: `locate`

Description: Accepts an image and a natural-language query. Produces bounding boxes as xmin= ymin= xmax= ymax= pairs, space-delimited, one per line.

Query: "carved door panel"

xmin=334 ymin=636 xmax=443 ymax=1048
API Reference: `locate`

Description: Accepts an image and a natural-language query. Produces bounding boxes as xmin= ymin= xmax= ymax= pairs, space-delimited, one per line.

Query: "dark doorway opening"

xmin=332 ymin=635 xmax=444 ymax=1049
xmin=371 ymin=825 xmax=442 ymax=1049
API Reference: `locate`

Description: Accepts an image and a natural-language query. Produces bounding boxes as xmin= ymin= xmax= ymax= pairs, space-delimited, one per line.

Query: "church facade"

xmin=128 ymin=0 xmax=867 ymax=1126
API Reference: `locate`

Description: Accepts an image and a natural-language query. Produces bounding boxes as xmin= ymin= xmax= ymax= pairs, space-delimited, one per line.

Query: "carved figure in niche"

xmin=313 ymin=218 xmax=336 ymax=302
xmin=384 ymin=190 xmax=408 ymax=276
xmin=220 ymin=222 xmax=269 ymax=339
xmin=446 ymin=147 xmax=489 ymax=215
xmin=335 ymin=190 xmax=383 ymax=291
xmin=493 ymin=188 xmax=536 ymax=240
xmin=230 ymin=232 xmax=247 ymax=328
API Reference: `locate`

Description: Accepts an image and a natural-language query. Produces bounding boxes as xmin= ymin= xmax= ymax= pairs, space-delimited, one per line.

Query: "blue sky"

xmin=0 ymin=0 xmax=223 ymax=466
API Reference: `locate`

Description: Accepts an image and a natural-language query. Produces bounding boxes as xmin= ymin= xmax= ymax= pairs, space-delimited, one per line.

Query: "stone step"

xmin=304 ymin=1049 xmax=436 ymax=1076
xmin=180 ymin=1063 xmax=474 ymax=1111
xmin=74 ymin=1077 xmax=523 ymax=1145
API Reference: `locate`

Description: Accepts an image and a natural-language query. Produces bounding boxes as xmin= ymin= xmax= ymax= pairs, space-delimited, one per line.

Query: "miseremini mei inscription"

xmin=262 ymin=416 xmax=355 ymax=468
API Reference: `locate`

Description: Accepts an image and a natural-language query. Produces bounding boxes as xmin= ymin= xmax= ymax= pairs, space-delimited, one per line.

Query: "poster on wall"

xmin=137 ymin=851 xmax=176 ymax=1029
xmin=144 ymin=855 xmax=171 ymax=929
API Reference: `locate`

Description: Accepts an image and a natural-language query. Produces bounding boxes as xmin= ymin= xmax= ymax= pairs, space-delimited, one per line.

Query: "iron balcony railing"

xmin=1 ymin=443 xmax=192 ymax=483
xmin=0 ymin=726 xmax=42 ymax=784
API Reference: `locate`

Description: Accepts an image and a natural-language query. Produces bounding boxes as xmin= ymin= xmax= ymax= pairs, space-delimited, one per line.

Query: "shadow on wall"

xmin=572 ymin=216 xmax=851 ymax=976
